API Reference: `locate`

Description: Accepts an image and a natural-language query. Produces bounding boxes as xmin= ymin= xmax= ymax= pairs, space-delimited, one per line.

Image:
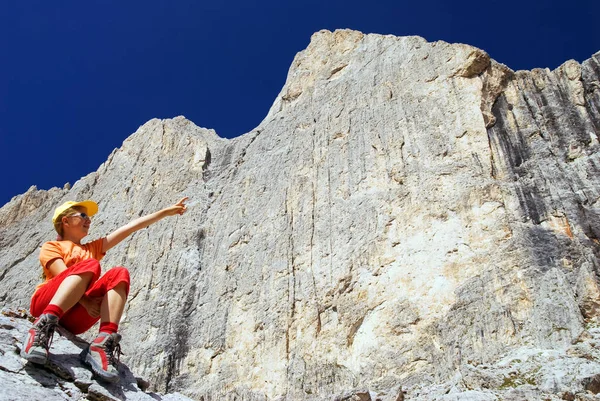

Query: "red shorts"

xmin=30 ymin=258 xmax=130 ymax=335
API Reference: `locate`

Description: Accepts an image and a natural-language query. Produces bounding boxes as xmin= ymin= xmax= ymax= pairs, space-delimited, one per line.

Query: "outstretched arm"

xmin=102 ymin=197 xmax=188 ymax=253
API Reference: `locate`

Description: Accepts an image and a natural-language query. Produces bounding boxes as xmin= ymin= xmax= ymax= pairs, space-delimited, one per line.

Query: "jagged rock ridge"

xmin=1 ymin=29 xmax=600 ymax=400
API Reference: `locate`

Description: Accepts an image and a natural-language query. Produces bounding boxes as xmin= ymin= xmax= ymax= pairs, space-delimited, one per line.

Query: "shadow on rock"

xmin=23 ymin=361 xmax=64 ymax=388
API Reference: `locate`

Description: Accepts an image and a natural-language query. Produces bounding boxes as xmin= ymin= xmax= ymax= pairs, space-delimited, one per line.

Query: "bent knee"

xmin=72 ymin=258 xmax=101 ymax=278
xmin=109 ymin=266 xmax=130 ymax=283
xmin=109 ymin=267 xmax=131 ymax=295
xmin=111 ymin=266 xmax=130 ymax=276
xmin=85 ymin=260 xmax=101 ymax=279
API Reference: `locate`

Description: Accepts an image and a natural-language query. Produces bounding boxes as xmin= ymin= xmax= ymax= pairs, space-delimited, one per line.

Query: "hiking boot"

xmin=20 ymin=313 xmax=59 ymax=364
xmin=80 ymin=332 xmax=122 ymax=382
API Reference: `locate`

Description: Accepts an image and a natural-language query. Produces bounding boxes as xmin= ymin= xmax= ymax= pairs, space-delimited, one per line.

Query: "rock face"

xmin=1 ymin=29 xmax=600 ymax=400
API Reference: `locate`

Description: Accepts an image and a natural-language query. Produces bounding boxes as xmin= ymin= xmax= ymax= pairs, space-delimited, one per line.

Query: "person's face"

xmin=62 ymin=206 xmax=91 ymax=238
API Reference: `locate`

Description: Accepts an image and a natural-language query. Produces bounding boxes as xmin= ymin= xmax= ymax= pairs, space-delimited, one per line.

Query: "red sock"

xmin=99 ymin=322 xmax=119 ymax=334
xmin=43 ymin=304 xmax=64 ymax=319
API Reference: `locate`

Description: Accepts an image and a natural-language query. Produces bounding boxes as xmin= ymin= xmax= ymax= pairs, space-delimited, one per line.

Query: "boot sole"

xmin=80 ymin=348 xmax=120 ymax=383
xmin=20 ymin=349 xmax=47 ymax=365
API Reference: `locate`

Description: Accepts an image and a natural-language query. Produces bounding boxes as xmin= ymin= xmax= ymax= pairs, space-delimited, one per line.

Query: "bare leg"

xmin=48 ymin=272 xmax=95 ymax=312
xmin=100 ymin=282 xmax=127 ymax=324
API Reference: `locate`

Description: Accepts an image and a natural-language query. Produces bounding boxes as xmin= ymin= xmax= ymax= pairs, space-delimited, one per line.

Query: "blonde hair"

xmin=53 ymin=207 xmax=78 ymax=237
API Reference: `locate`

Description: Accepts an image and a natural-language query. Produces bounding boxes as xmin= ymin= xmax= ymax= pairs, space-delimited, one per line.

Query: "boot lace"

xmin=104 ymin=335 xmax=122 ymax=367
xmin=33 ymin=316 xmax=57 ymax=351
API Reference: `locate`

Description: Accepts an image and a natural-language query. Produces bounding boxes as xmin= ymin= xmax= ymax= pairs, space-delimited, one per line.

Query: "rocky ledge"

xmin=0 ymin=309 xmax=193 ymax=401
xmin=2 ymin=311 xmax=600 ymax=400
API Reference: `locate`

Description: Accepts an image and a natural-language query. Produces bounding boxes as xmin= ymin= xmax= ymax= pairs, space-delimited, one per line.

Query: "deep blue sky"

xmin=1 ymin=0 xmax=598 ymax=207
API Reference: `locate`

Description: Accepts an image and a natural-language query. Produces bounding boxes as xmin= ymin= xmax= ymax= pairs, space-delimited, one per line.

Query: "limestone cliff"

xmin=1 ymin=29 xmax=600 ymax=400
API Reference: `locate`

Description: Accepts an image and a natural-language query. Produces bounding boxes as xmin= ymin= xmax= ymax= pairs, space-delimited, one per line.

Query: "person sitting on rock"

xmin=21 ymin=197 xmax=188 ymax=382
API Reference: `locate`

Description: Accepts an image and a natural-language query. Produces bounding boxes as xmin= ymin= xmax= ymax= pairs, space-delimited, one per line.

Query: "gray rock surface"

xmin=0 ymin=310 xmax=194 ymax=401
xmin=1 ymin=29 xmax=600 ymax=400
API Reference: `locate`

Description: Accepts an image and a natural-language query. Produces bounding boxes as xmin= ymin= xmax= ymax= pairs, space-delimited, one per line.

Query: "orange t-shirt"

xmin=38 ymin=238 xmax=106 ymax=288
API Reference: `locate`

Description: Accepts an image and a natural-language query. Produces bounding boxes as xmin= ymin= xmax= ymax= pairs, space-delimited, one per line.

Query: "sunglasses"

xmin=68 ymin=212 xmax=92 ymax=221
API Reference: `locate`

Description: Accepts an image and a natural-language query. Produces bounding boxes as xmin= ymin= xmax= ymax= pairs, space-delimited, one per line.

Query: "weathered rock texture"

xmin=1 ymin=29 xmax=600 ymax=400
xmin=0 ymin=309 xmax=194 ymax=401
